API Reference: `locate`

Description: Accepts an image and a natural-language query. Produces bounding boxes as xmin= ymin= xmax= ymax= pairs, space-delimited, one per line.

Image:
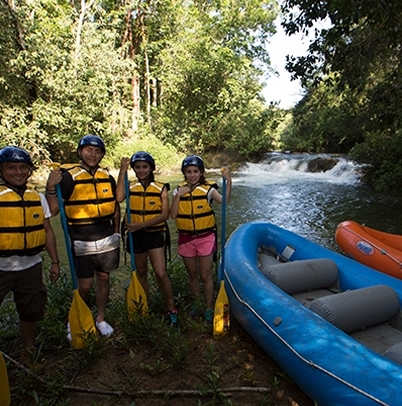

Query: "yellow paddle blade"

xmin=127 ymin=271 xmax=148 ymax=320
xmin=69 ymin=289 xmax=96 ymax=349
xmin=0 ymin=352 xmax=10 ymax=406
xmin=48 ymin=162 xmax=61 ymax=170
xmin=213 ymin=280 xmax=230 ymax=338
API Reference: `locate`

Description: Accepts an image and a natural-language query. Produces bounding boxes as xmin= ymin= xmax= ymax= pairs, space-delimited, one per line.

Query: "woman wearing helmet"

xmin=116 ymin=152 xmax=178 ymax=329
xmin=46 ymin=134 xmax=121 ymax=338
xmin=0 ymin=146 xmax=60 ymax=369
xmin=170 ymin=155 xmax=232 ymax=326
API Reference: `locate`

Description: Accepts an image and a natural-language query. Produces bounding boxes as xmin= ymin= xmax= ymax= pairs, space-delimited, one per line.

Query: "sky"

xmin=262 ymin=20 xmax=311 ymax=109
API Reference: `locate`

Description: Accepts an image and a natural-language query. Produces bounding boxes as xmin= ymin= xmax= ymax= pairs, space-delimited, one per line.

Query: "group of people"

xmin=0 ymin=134 xmax=231 ymax=369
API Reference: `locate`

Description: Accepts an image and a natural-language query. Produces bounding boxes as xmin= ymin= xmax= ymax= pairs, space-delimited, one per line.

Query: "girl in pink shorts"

xmin=170 ymin=155 xmax=231 ymax=325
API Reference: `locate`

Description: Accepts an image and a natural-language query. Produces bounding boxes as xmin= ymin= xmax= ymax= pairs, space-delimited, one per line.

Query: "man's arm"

xmin=44 ymin=218 xmax=60 ymax=283
xmin=45 ymin=168 xmax=62 ymax=215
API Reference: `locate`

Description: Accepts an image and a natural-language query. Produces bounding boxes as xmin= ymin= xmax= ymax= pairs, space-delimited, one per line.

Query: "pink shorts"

xmin=178 ymin=233 xmax=216 ymax=258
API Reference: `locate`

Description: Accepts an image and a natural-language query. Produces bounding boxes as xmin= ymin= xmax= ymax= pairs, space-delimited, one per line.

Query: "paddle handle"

xmin=124 ymin=173 xmax=136 ymax=270
xmin=56 ymin=184 xmax=78 ymax=290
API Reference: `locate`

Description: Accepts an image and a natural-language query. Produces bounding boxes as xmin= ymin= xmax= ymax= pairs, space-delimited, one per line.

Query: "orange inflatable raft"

xmin=335 ymin=220 xmax=402 ymax=279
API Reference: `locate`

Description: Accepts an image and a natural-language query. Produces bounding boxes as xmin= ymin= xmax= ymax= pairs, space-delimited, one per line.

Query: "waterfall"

xmin=236 ymin=153 xmax=364 ymax=186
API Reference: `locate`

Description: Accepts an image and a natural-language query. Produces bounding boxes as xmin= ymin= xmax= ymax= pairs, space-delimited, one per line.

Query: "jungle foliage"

xmin=0 ymin=0 xmax=283 ymax=167
xmin=280 ymin=0 xmax=402 ymax=195
xmin=2 ymin=0 xmax=402 ymax=194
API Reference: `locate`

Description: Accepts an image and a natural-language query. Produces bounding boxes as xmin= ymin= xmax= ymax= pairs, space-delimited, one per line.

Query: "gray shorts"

xmin=73 ymin=248 xmax=120 ymax=279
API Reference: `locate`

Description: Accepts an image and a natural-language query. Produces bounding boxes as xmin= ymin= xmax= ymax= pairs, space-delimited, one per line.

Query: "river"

xmin=47 ymin=152 xmax=402 ymax=262
xmin=181 ymin=152 xmax=402 ymax=253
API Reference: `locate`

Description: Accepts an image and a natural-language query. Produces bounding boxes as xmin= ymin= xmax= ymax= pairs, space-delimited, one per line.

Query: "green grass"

xmin=0 ymin=253 xmax=223 ymax=404
xmin=0 ymin=238 xmax=295 ymax=405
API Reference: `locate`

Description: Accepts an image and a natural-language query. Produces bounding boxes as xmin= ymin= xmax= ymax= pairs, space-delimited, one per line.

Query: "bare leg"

xmin=134 ymin=252 xmax=149 ymax=295
xmin=19 ymin=320 xmax=36 ymax=349
xmin=198 ymin=254 xmax=214 ymax=310
xmin=19 ymin=320 xmax=43 ymax=369
xmin=77 ymin=276 xmax=94 ymax=300
xmin=149 ymin=248 xmax=175 ymax=311
xmin=183 ymin=256 xmax=200 ymax=299
xmin=94 ymin=271 xmax=110 ymax=323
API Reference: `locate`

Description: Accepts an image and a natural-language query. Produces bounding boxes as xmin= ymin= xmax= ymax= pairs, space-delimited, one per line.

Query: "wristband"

xmin=51 ymin=261 xmax=60 ymax=264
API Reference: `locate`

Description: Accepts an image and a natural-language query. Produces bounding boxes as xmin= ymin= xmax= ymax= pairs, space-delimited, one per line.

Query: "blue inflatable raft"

xmin=223 ymin=222 xmax=402 ymax=406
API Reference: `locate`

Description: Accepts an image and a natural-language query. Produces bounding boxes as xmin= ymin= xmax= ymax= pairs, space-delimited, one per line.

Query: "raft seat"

xmin=384 ymin=342 xmax=402 ymax=365
xmin=310 ymin=285 xmax=400 ymax=333
xmin=258 ymin=256 xmax=338 ymax=294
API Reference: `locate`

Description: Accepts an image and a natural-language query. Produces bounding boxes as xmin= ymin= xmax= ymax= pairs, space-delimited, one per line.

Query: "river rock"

xmin=307 ymin=158 xmax=337 ymax=173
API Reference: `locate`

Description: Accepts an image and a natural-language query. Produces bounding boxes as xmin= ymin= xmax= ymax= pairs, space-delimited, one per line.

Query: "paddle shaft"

xmin=56 ymin=184 xmax=78 ymax=290
xmin=124 ymin=173 xmax=136 ymax=270
xmin=219 ymin=176 xmax=227 ymax=280
xmin=213 ymin=176 xmax=230 ymax=337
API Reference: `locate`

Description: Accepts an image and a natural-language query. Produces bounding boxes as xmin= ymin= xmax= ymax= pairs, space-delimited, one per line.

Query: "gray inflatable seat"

xmin=259 ymin=257 xmax=338 ymax=294
xmin=258 ymin=253 xmax=281 ymax=268
xmin=310 ymin=285 xmax=400 ymax=333
xmin=384 ymin=342 xmax=402 ymax=365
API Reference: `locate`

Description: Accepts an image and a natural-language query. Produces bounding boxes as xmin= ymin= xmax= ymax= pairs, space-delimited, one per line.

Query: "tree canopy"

xmin=0 ymin=0 xmax=282 ymax=166
xmin=279 ymin=0 xmax=402 ymax=195
xmin=3 ymin=0 xmax=402 ymax=195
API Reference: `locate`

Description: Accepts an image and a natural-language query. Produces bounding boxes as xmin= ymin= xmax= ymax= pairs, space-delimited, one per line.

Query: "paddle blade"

xmin=127 ymin=271 xmax=148 ymax=320
xmin=0 ymin=352 xmax=10 ymax=406
xmin=213 ymin=280 xmax=230 ymax=338
xmin=69 ymin=289 xmax=96 ymax=349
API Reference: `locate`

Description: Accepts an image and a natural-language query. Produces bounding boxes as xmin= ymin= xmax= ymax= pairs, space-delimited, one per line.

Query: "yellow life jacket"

xmin=0 ymin=185 xmax=46 ymax=256
xmin=64 ymin=166 xmax=116 ymax=225
xmin=129 ymin=181 xmax=168 ymax=231
xmin=175 ymin=181 xmax=217 ymax=235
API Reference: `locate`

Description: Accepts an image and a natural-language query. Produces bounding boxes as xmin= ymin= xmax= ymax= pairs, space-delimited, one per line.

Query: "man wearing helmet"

xmin=116 ymin=152 xmax=178 ymax=329
xmin=170 ymin=155 xmax=232 ymax=326
xmin=46 ymin=135 xmax=120 ymax=338
xmin=0 ymin=146 xmax=60 ymax=369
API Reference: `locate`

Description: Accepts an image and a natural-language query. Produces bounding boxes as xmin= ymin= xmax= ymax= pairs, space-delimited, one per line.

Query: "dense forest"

xmin=1 ymin=0 xmax=402 ymax=194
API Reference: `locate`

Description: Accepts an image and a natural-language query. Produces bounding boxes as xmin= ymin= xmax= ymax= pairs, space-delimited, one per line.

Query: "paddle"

xmin=56 ymin=184 xmax=96 ymax=349
xmin=124 ymin=173 xmax=148 ymax=318
xmin=213 ymin=174 xmax=230 ymax=337
xmin=0 ymin=352 xmax=10 ymax=406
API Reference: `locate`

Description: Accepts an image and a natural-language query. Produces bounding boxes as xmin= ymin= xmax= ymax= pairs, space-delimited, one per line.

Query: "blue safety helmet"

xmin=130 ymin=151 xmax=155 ymax=171
xmin=0 ymin=146 xmax=33 ymax=165
xmin=181 ymin=155 xmax=204 ymax=173
xmin=77 ymin=134 xmax=106 ymax=154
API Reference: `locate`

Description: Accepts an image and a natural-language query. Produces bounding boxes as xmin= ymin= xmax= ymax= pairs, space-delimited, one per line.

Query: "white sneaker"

xmin=66 ymin=322 xmax=72 ymax=342
xmin=96 ymin=321 xmax=114 ymax=336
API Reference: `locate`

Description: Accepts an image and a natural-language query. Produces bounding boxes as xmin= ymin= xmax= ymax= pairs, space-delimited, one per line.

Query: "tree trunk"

xmin=75 ymin=0 xmax=95 ymax=61
xmin=131 ymin=74 xmax=140 ymax=131
xmin=144 ymin=47 xmax=151 ymax=124
xmin=150 ymin=78 xmax=157 ymax=107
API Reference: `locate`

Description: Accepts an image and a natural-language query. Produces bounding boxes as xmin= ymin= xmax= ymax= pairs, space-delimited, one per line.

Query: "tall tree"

xmin=0 ymin=0 xmax=282 ymax=165
xmin=155 ymin=0 xmax=278 ymax=153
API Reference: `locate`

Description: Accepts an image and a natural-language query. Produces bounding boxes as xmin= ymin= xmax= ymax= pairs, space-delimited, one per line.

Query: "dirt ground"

xmin=14 ymin=318 xmax=314 ymax=406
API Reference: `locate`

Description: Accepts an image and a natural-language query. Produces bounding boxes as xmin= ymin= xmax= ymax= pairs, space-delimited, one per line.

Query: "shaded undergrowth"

xmin=0 ymin=255 xmax=304 ymax=406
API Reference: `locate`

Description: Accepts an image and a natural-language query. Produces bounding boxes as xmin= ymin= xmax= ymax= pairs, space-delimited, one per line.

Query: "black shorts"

xmin=73 ymin=248 xmax=120 ymax=279
xmin=0 ymin=262 xmax=47 ymax=322
xmin=127 ymin=230 xmax=165 ymax=255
